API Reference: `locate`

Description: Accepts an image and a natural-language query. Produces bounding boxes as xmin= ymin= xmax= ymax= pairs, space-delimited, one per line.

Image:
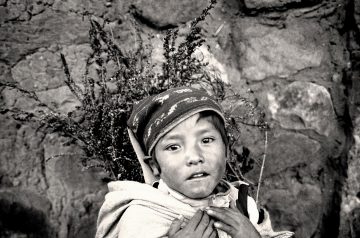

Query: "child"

xmin=96 ymin=86 xmax=293 ymax=238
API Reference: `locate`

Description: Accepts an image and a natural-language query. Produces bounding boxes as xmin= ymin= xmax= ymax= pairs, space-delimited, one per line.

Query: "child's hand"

xmin=205 ymin=204 xmax=261 ymax=238
xmin=168 ymin=210 xmax=217 ymax=238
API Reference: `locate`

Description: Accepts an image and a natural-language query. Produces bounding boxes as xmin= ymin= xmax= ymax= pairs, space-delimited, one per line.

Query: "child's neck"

xmin=157 ymin=179 xmax=231 ymax=209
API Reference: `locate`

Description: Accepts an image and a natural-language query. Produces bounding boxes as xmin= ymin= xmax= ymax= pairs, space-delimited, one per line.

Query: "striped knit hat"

xmin=127 ymin=86 xmax=226 ymax=156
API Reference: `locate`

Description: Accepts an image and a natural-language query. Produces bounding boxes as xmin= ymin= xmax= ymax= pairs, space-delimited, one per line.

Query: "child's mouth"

xmin=188 ymin=172 xmax=209 ymax=180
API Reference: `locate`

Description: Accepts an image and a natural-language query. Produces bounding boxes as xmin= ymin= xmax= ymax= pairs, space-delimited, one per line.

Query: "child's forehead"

xmin=162 ymin=113 xmax=217 ymax=137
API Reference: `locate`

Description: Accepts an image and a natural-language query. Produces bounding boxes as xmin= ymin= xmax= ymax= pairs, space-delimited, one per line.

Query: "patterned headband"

xmin=127 ymin=86 xmax=226 ymax=156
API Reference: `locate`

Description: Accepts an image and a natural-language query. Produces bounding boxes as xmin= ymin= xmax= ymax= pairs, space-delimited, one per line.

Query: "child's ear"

xmin=145 ymin=157 xmax=161 ymax=178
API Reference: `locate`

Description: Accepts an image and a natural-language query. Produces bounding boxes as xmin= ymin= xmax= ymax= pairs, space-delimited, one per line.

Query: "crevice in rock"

xmin=338 ymin=1 xmax=360 ymax=236
xmin=341 ymin=0 xmax=360 ymax=39
xmin=129 ymin=5 xmax=177 ymax=31
xmin=39 ymin=143 xmax=50 ymax=190
xmin=318 ymin=0 xmax=356 ymax=230
xmin=321 ymin=111 xmax=353 ymax=238
xmin=320 ymin=173 xmax=344 ymax=238
xmin=239 ymin=0 xmax=323 ymax=16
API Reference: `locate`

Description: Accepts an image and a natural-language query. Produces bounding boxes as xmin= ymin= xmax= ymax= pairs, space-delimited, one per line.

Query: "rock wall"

xmin=0 ymin=0 xmax=359 ymax=237
xmin=338 ymin=0 xmax=360 ymax=237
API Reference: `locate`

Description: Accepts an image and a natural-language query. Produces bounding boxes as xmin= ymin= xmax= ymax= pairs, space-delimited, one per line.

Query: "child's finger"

xmin=205 ymin=208 xmax=237 ymax=226
xmin=196 ymin=212 xmax=210 ymax=234
xmin=209 ymin=230 xmax=217 ymax=238
xmin=202 ymin=219 xmax=215 ymax=238
xmin=214 ymin=221 xmax=234 ymax=235
xmin=168 ymin=215 xmax=184 ymax=236
xmin=207 ymin=206 xmax=237 ymax=215
xmin=185 ymin=210 xmax=204 ymax=231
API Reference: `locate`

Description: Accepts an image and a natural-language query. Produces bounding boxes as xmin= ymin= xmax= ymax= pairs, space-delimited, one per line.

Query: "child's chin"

xmin=184 ymin=188 xmax=213 ymax=199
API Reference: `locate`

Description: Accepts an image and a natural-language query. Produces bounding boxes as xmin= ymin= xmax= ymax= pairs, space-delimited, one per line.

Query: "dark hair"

xmin=198 ymin=111 xmax=228 ymax=147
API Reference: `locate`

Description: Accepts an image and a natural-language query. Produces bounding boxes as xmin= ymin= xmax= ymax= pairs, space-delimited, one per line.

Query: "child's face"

xmin=153 ymin=113 xmax=226 ymax=199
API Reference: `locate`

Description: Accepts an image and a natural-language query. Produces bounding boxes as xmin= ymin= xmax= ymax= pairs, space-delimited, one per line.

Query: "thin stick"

xmin=226 ymin=161 xmax=241 ymax=181
xmin=45 ymin=153 xmax=84 ymax=162
xmin=109 ymin=25 xmax=121 ymax=69
xmin=214 ymin=22 xmax=225 ymax=36
xmin=60 ymin=53 xmax=83 ymax=101
xmin=256 ymin=127 xmax=268 ymax=204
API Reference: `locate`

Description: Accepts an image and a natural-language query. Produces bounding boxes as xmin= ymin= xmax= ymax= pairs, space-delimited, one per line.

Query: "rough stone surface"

xmin=0 ymin=10 xmax=90 ymax=65
xmin=262 ymin=181 xmax=323 ymax=238
xmin=232 ymin=19 xmax=325 ymax=81
xmin=0 ymin=0 xmax=356 ymax=238
xmin=0 ymin=0 xmax=55 ymax=23
xmin=0 ymin=114 xmax=107 ymax=237
xmin=340 ymin=4 xmax=360 ymax=234
xmin=263 ymin=132 xmax=322 ymax=177
xmin=243 ymin=131 xmax=328 ymax=237
xmin=52 ymin=0 xmax=129 ymax=22
xmin=254 ymin=129 xmax=339 ymax=238
xmin=0 ymin=62 xmax=13 ymax=83
xmin=244 ymin=0 xmax=319 ymax=10
xmin=12 ymin=48 xmax=66 ymax=91
xmin=339 ymin=114 xmax=360 ymax=238
xmin=52 ymin=0 xmax=109 ymax=15
xmin=10 ymin=44 xmax=92 ymax=92
xmin=43 ymin=134 xmax=107 ymax=238
xmin=2 ymin=84 xmax=81 ymax=115
xmin=355 ymin=0 xmax=360 ymax=32
xmin=131 ymin=0 xmax=209 ymax=28
xmin=0 ymin=0 xmax=28 ymax=23
xmin=267 ymin=81 xmax=336 ymax=136
xmin=0 ymin=188 xmax=55 ymax=237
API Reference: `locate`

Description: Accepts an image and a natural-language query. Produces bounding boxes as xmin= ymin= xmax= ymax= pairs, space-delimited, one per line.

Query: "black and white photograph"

xmin=0 ymin=0 xmax=359 ymax=237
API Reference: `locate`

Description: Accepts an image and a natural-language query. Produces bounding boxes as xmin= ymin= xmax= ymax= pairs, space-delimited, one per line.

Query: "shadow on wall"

xmin=0 ymin=193 xmax=55 ymax=238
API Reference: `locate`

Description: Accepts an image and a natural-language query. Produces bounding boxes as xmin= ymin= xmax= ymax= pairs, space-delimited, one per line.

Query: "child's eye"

xmin=202 ymin=137 xmax=215 ymax=144
xmin=165 ymin=144 xmax=180 ymax=151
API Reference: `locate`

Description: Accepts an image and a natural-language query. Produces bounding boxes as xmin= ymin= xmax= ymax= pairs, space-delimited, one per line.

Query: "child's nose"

xmin=185 ymin=145 xmax=204 ymax=165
